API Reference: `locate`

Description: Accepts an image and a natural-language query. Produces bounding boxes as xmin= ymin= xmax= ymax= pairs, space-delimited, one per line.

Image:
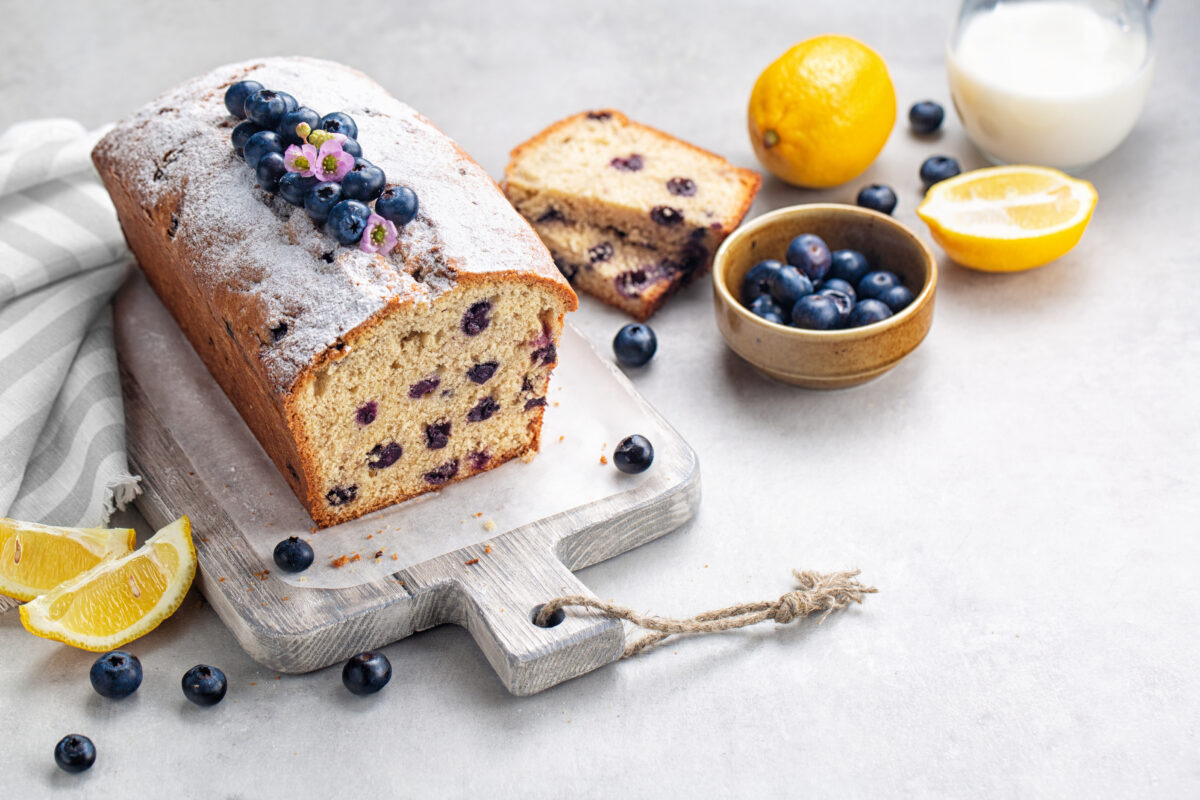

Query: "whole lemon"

xmin=748 ymin=35 xmax=897 ymax=188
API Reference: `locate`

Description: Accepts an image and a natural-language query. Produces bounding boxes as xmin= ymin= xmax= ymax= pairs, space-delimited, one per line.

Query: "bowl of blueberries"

xmin=712 ymin=203 xmax=937 ymax=388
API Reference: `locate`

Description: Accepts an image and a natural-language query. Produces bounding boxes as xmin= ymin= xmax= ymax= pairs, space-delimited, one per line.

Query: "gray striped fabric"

xmin=0 ymin=119 xmax=140 ymax=612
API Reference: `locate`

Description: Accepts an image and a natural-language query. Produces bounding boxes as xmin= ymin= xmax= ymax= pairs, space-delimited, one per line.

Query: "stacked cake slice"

xmin=504 ymin=110 xmax=761 ymax=320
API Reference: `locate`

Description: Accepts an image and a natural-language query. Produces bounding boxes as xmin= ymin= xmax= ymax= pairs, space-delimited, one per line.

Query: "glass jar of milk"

xmin=947 ymin=0 xmax=1155 ymax=172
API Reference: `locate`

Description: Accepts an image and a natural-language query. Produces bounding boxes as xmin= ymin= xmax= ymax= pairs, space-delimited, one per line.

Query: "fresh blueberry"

xmin=909 ymin=101 xmax=945 ymax=135
xmin=89 ymin=651 xmax=142 ymax=699
xmin=749 ymin=294 xmax=785 ymax=324
xmin=243 ymin=89 xmax=288 ymax=130
xmin=278 ymin=106 xmax=321 ymax=146
xmin=857 ymin=271 xmax=901 ymax=300
xmin=342 ymin=651 xmax=392 ymax=695
xmin=768 ymin=265 xmax=814 ymax=309
xmin=790 ymin=294 xmax=843 ymax=330
xmin=817 ymin=288 xmax=855 ymax=324
xmin=856 ymin=184 xmax=898 ymax=215
xmin=304 ymin=182 xmax=344 ymax=223
xmin=847 ymin=299 xmax=894 ymax=328
xmin=181 ymin=664 xmax=227 ymax=706
xmin=920 ymin=155 xmax=961 ymax=189
xmin=255 ymin=151 xmax=287 ymax=193
xmin=786 ymin=234 xmax=833 ymax=282
xmin=54 ymin=735 xmax=96 ymax=773
xmin=279 ymin=173 xmax=318 ymax=207
xmin=879 ymin=284 xmax=916 ymax=312
xmin=829 ymin=250 xmax=871 ymax=287
xmin=327 ymin=199 xmax=371 ymax=245
xmin=231 ymin=120 xmax=263 ymax=155
xmin=613 ymin=323 xmax=657 ymax=367
xmin=243 ymin=130 xmax=284 ymax=169
xmin=273 ymin=536 xmax=314 ymax=573
xmin=376 ymin=186 xmax=419 ymax=227
xmin=741 ymin=259 xmax=783 ymax=304
xmin=319 ymin=112 xmax=358 ymax=140
xmin=224 ymin=80 xmax=263 ymax=119
xmin=341 ymin=159 xmax=386 ymax=202
xmin=275 ymin=91 xmax=298 ymax=115
xmin=340 ymin=137 xmax=363 ymax=158
xmin=820 ymin=277 xmax=857 ymax=302
xmin=613 ymin=435 xmax=654 ymax=474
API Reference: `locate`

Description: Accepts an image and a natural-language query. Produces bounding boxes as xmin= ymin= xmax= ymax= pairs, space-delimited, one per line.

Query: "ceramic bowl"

xmin=712 ymin=204 xmax=938 ymax=389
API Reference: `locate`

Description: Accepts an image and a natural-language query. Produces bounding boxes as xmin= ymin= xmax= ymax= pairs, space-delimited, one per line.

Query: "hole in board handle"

xmin=531 ymin=604 xmax=565 ymax=628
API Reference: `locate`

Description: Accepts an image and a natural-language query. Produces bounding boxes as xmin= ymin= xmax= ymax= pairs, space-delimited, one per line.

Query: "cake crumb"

xmin=473 ymin=512 xmax=483 ymax=518
xmin=218 ymin=577 xmax=227 ymax=583
xmin=366 ymin=534 xmax=374 ymax=540
xmin=391 ymin=553 xmax=398 ymax=561
xmin=464 ymin=558 xmax=480 ymax=566
xmin=251 ymin=681 xmax=257 ymax=686
xmin=350 ymin=553 xmax=362 ymax=562
xmin=483 ymin=519 xmax=497 ymax=531
xmin=330 ymin=555 xmax=350 ymax=568
xmin=600 ymin=455 xmax=608 ymax=465
xmin=282 ymin=595 xmax=289 ymax=601
xmin=558 ymin=435 xmax=564 ymax=442
xmin=252 ymin=569 xmax=270 ymax=581
xmin=484 ymin=545 xmax=492 ymax=554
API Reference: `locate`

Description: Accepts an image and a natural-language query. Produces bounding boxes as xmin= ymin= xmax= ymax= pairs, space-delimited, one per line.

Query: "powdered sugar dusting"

xmin=94 ymin=57 xmax=564 ymax=395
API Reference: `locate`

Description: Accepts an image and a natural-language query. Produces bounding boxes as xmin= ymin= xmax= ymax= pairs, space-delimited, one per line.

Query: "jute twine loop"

xmin=536 ymin=569 xmax=877 ymax=659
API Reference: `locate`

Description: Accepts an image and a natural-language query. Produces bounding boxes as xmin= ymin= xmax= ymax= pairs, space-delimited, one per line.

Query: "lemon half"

xmin=0 ymin=519 xmax=135 ymax=602
xmin=916 ymin=165 xmax=1097 ymax=272
xmin=20 ymin=516 xmax=196 ymax=651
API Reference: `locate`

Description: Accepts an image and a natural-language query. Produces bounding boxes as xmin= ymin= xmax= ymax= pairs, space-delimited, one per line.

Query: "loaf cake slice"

xmin=93 ymin=58 xmax=576 ymax=527
xmin=503 ymin=110 xmax=760 ymax=319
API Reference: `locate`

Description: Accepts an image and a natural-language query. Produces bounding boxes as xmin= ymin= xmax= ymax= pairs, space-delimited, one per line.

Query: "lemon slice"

xmin=916 ymin=165 xmax=1097 ymax=272
xmin=0 ymin=519 xmax=136 ymax=602
xmin=19 ymin=517 xmax=196 ymax=651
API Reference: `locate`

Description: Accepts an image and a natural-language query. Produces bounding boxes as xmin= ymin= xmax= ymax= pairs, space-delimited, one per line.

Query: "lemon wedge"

xmin=916 ymin=165 xmax=1097 ymax=272
xmin=0 ymin=519 xmax=136 ymax=602
xmin=19 ymin=516 xmax=196 ymax=651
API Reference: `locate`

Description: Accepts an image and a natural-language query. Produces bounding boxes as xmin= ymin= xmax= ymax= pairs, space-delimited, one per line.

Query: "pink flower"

xmin=312 ymin=138 xmax=354 ymax=182
xmin=283 ymin=144 xmax=318 ymax=177
xmin=360 ymin=213 xmax=399 ymax=254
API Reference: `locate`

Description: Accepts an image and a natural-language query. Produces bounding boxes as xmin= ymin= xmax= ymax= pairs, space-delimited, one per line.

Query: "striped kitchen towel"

xmin=0 ymin=119 xmax=140 ymax=611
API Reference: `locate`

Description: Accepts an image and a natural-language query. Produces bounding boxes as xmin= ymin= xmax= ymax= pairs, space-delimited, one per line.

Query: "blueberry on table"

xmin=857 ymin=271 xmax=901 ymax=301
xmin=327 ymin=199 xmax=372 ymax=245
xmin=768 ymin=265 xmax=814 ymax=309
xmin=785 ymin=233 xmax=833 ymax=282
xmin=817 ymin=288 xmax=854 ymax=324
xmin=255 ymin=151 xmax=287 ymax=193
xmin=304 ymin=181 xmax=344 ymax=223
xmin=319 ymin=111 xmax=358 ymax=140
xmin=341 ymin=158 xmax=387 ymax=202
xmin=847 ymin=299 xmax=894 ymax=328
xmin=613 ymin=323 xmax=657 ymax=367
xmin=829 ymin=250 xmax=871 ymax=287
xmin=909 ymin=101 xmax=945 ymax=134
xmin=230 ymin=120 xmax=263 ymax=155
xmin=920 ymin=155 xmax=961 ymax=189
xmin=879 ymin=284 xmax=916 ymax=312
xmin=242 ymin=130 xmax=284 ymax=169
xmin=376 ymin=185 xmax=419 ymax=227
xmin=613 ymin=435 xmax=654 ymax=474
xmin=243 ymin=89 xmax=289 ymax=130
xmin=89 ymin=651 xmax=142 ymax=699
xmin=342 ymin=651 xmax=392 ymax=696
xmin=741 ymin=259 xmax=783 ymax=304
xmin=749 ymin=294 xmax=785 ymax=324
xmin=223 ymin=80 xmax=262 ymax=119
xmin=856 ymin=184 xmax=898 ymax=215
xmin=273 ymin=536 xmax=314 ymax=573
xmin=279 ymin=173 xmax=318 ymax=207
xmin=181 ymin=664 xmax=228 ymax=706
xmin=790 ymin=293 xmax=843 ymax=330
xmin=54 ymin=735 xmax=96 ymax=773
xmin=278 ymin=106 xmax=321 ymax=146
xmin=820 ymin=277 xmax=857 ymax=303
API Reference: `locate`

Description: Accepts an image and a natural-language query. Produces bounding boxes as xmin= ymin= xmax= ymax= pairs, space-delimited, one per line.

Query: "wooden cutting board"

xmin=114 ymin=274 xmax=699 ymax=695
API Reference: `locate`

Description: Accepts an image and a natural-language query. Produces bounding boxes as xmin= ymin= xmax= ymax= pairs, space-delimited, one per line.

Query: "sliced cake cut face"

xmin=503 ymin=110 xmax=760 ymax=318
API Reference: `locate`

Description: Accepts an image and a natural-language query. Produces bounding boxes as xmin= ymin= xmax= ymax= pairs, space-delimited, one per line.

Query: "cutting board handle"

xmin=453 ymin=529 xmax=624 ymax=695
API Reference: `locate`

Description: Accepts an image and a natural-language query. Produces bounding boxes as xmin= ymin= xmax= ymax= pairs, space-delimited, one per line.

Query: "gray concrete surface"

xmin=2 ymin=1 xmax=1198 ymax=797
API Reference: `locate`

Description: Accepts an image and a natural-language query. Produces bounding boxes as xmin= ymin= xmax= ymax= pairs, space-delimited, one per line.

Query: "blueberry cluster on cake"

xmin=93 ymin=57 xmax=576 ymax=527
xmin=503 ymin=110 xmax=760 ymax=320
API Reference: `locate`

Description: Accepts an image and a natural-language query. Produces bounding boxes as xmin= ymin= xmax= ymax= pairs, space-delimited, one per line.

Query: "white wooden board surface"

xmin=114 ymin=274 xmax=700 ymax=695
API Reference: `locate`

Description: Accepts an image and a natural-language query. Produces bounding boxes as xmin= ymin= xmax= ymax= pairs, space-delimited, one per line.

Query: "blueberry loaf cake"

xmin=503 ymin=110 xmax=760 ymax=319
xmin=93 ymin=57 xmax=576 ymax=527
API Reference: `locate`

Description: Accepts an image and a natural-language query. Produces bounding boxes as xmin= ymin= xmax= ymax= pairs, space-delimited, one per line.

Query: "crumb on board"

xmin=282 ymin=596 xmax=289 ymax=601
xmin=600 ymin=455 xmax=608 ymax=465
xmin=330 ymin=555 xmax=350 ymax=568
xmin=553 ymin=402 xmax=559 ymax=407
xmin=374 ymin=549 xmax=384 ymax=559
xmin=247 ymin=586 xmax=255 ymax=593
xmin=464 ymin=558 xmax=480 ymax=566
xmin=473 ymin=512 xmax=483 ymax=518
xmin=251 ymin=681 xmax=257 ymax=686
xmin=391 ymin=553 xmax=398 ymax=561
xmin=558 ymin=435 xmax=564 ymax=442
xmin=483 ymin=519 xmax=496 ymax=531
xmin=484 ymin=545 xmax=492 ymax=555
xmin=366 ymin=533 xmax=374 ymax=540
xmin=252 ymin=569 xmax=270 ymax=581
xmin=350 ymin=553 xmax=361 ymax=563
xmin=261 ymin=602 xmax=267 ymax=608
xmin=218 ymin=577 xmax=227 ymax=583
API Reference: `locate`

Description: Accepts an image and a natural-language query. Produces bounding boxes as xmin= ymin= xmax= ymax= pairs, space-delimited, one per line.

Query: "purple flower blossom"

xmin=360 ymin=213 xmax=399 ymax=254
xmin=283 ymin=143 xmax=318 ymax=177
xmin=313 ymin=138 xmax=353 ymax=182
